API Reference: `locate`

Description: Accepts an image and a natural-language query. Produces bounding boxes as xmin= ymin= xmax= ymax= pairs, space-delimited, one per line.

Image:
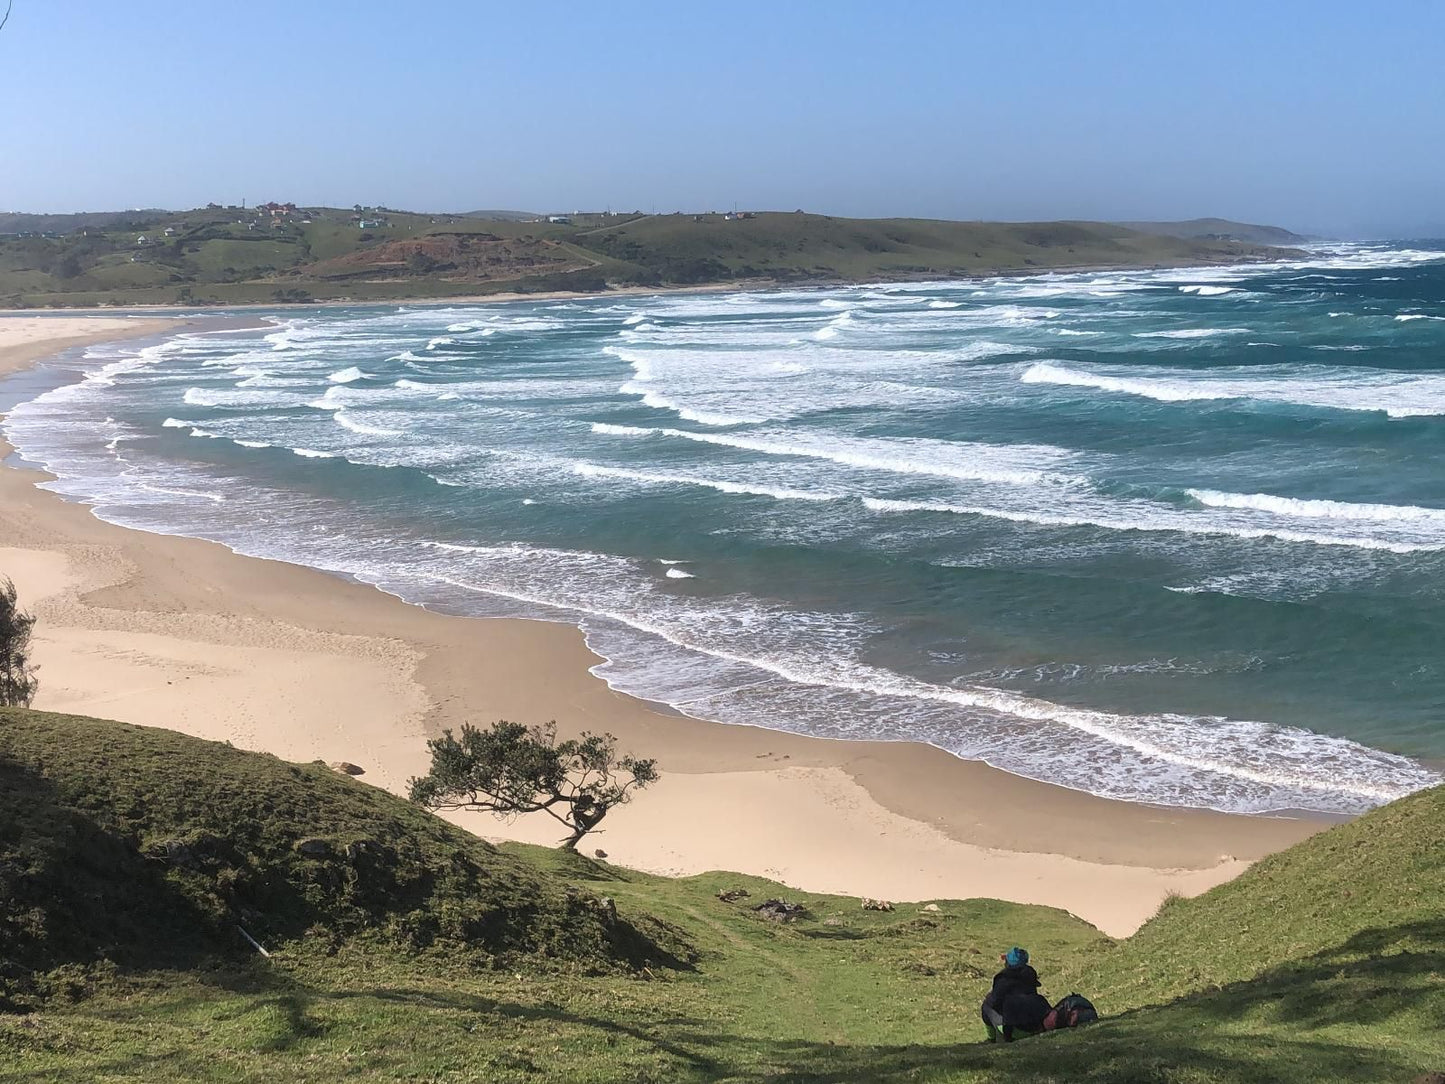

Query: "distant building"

xmin=163 ymin=227 xmax=176 ymax=236
xmin=257 ymin=201 xmax=298 ymax=218
xmin=547 ymin=215 xmax=572 ymax=224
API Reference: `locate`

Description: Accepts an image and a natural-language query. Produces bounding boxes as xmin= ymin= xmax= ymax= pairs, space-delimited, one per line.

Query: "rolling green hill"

xmin=0 ymin=206 xmax=1302 ymax=309
xmin=1119 ymin=218 xmax=1316 ymax=245
xmin=2 ymin=707 xmax=1439 ymax=1083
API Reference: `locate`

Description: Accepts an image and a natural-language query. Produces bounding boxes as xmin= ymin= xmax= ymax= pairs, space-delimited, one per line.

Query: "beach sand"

xmin=0 ymin=316 xmax=1326 ymax=937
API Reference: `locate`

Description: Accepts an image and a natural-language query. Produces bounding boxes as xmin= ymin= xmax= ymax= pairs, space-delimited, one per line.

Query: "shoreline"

xmin=0 ymin=250 xmax=1300 ymax=315
xmin=0 ymin=316 xmax=1328 ymax=938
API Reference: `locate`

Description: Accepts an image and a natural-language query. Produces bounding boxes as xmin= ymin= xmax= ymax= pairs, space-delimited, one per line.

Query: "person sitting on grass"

xmin=981 ymin=946 xmax=1052 ymax=1042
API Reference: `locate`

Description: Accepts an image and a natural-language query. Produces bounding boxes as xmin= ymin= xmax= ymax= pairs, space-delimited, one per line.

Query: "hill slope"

xmin=1079 ymin=782 xmax=1444 ymax=1009
xmin=0 ymin=709 xmax=682 ymax=1011
xmin=2 ymin=707 xmax=1440 ymax=1083
xmin=1119 ymin=217 xmax=1315 ymax=245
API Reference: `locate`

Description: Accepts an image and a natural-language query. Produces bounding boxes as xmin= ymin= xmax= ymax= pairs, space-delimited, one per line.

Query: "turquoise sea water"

xmin=8 ymin=242 xmax=1445 ymax=815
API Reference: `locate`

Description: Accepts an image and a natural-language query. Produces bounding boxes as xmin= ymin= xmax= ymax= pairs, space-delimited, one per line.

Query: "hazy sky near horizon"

xmin=2 ymin=1 xmax=1442 ymax=236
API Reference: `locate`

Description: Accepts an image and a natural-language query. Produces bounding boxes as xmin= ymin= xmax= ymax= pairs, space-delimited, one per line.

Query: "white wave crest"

xmin=1021 ymin=362 xmax=1445 ymax=418
xmin=589 ymin=422 xmax=1071 ymax=487
xmin=571 ymin=461 xmax=838 ymax=502
xmin=329 ymin=366 xmax=368 ymax=383
xmin=1188 ymin=489 xmax=1445 ymax=523
xmin=334 ymin=411 xmax=402 ymax=437
xmin=1134 ymin=328 xmax=1251 ymax=339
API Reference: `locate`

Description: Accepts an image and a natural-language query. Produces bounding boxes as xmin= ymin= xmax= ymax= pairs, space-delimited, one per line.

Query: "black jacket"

xmin=985 ymin=964 xmax=1050 ymax=1029
xmin=985 ymin=963 xmax=1040 ymax=1007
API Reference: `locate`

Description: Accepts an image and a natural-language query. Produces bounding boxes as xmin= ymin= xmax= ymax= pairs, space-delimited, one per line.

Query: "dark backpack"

xmin=1043 ymin=993 xmax=1099 ymax=1030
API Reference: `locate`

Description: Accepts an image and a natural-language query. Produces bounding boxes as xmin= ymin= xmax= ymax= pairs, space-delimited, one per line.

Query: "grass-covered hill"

xmin=2 ymin=707 xmax=1440 ymax=1083
xmin=0 ymin=709 xmax=683 ymax=1014
xmin=0 ymin=205 xmax=1300 ymax=309
xmin=1118 ymin=217 xmax=1316 ymax=245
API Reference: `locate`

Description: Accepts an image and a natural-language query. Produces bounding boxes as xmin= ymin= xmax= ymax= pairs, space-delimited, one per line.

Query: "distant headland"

xmin=0 ymin=206 xmax=1306 ymax=309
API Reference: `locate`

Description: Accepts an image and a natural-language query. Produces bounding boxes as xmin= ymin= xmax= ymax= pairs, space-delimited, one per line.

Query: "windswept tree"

xmin=409 ymin=720 xmax=658 ymax=850
xmin=0 ymin=577 xmax=39 ymax=707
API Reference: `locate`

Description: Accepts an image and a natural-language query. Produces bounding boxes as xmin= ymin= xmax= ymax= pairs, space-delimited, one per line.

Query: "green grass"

xmin=1 ymin=708 xmax=1440 ymax=1083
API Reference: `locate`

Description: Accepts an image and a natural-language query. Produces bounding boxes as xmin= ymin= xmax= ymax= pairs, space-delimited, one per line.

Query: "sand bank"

xmin=0 ymin=317 xmax=1325 ymax=937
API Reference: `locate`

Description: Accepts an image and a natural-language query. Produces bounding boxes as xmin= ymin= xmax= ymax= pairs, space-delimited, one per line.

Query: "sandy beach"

xmin=0 ymin=315 xmax=1326 ymax=938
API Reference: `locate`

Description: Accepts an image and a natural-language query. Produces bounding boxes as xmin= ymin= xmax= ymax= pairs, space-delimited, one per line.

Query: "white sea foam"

xmin=334 ymin=411 xmax=402 ymax=437
xmin=1021 ymin=361 xmax=1445 ymax=418
xmin=1134 ymin=327 xmax=1251 ymax=339
xmin=426 ymin=337 xmax=458 ymax=349
xmin=290 ymin=447 xmax=337 ymax=458
xmin=589 ymin=422 xmax=1073 ymax=487
xmin=1188 ymin=489 xmax=1445 ymax=523
xmin=329 ymin=366 xmax=368 ymax=383
xmin=665 ymin=567 xmax=695 ymax=579
xmin=862 ymin=495 xmax=1440 ymax=552
xmin=1395 ymin=314 xmax=1445 ymax=322
xmin=571 ymin=460 xmax=838 ymax=502
xmin=1178 ymin=285 xmax=1236 ymax=296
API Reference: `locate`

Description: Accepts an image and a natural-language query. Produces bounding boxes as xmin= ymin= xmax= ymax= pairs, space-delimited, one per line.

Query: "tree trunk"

xmin=558 ymin=802 xmax=607 ymax=850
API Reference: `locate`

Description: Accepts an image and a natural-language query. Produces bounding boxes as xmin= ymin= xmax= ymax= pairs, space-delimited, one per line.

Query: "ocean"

xmin=8 ymin=242 xmax=1445 ymax=817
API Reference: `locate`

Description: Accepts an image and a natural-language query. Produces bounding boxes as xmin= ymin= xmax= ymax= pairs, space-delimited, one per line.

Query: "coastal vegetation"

xmin=409 ymin=720 xmax=659 ymax=850
xmin=1 ymin=707 xmax=1440 ymax=1082
xmin=0 ymin=577 xmax=38 ymax=707
xmin=0 ymin=207 xmax=1301 ymax=309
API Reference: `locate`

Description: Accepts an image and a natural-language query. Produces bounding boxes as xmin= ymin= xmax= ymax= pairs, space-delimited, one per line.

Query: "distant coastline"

xmin=0 ymin=253 xmax=1303 ymax=314
xmin=0 ymin=208 xmax=1304 ymax=310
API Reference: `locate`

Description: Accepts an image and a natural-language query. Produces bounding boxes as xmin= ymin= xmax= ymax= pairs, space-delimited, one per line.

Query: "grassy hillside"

xmin=2 ymin=707 xmax=1440 ymax=1083
xmin=1119 ymin=218 xmax=1315 ymax=245
xmin=0 ymin=206 xmax=1300 ymax=309
xmin=564 ymin=213 xmax=1292 ymax=284
xmin=0 ymin=709 xmax=682 ymax=1013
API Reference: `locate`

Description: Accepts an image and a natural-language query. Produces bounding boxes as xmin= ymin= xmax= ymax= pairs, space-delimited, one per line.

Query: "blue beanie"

xmin=1006 ymin=947 xmax=1029 ymax=968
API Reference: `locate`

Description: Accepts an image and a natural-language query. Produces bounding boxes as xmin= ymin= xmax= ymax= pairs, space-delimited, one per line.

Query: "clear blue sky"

xmin=2 ymin=1 xmax=1441 ymax=235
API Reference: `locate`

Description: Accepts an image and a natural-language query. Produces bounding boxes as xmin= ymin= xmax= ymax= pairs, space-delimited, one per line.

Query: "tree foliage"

xmin=0 ymin=577 xmax=38 ymax=707
xmin=408 ymin=721 xmax=658 ymax=849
